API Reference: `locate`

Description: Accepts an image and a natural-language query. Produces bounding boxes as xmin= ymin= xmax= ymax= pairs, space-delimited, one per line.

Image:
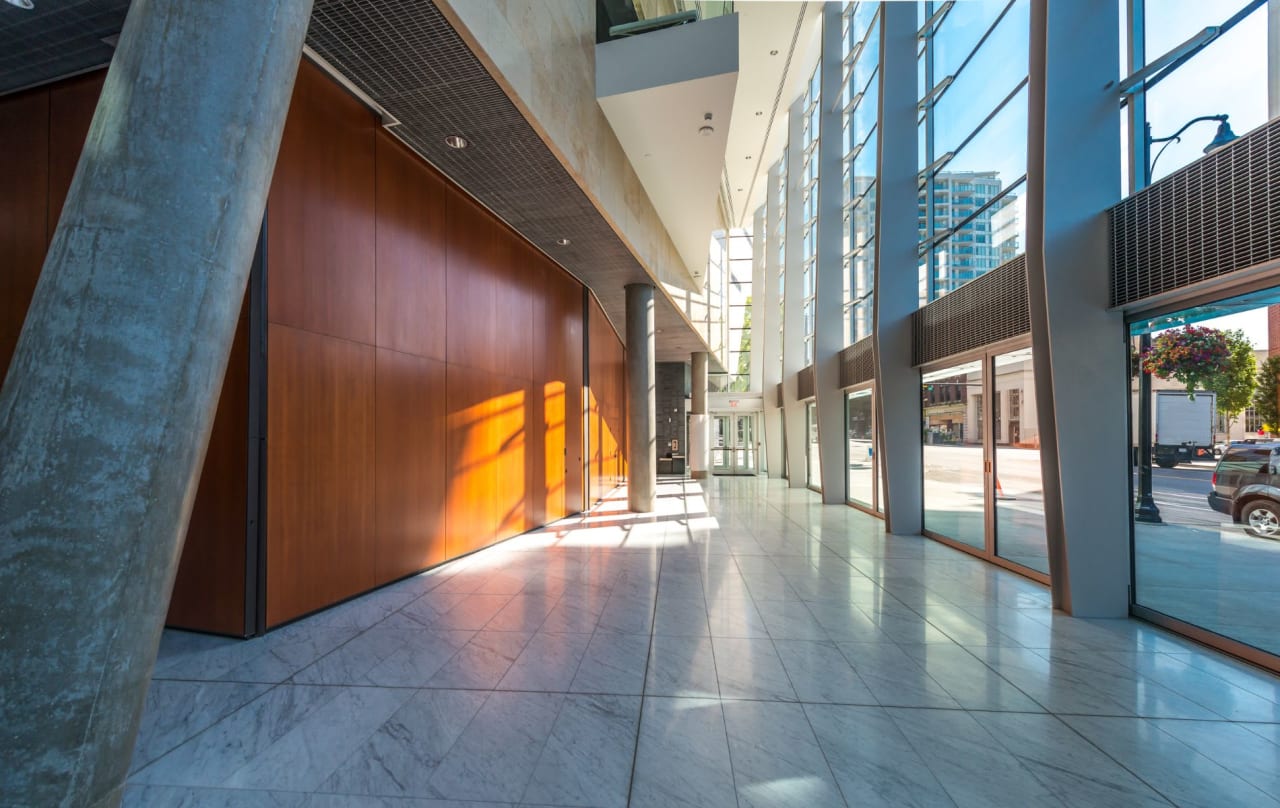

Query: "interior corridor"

xmin=126 ymin=477 xmax=1280 ymax=807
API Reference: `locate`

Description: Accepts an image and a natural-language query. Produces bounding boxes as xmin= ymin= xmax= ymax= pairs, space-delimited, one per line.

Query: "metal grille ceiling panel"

xmin=305 ymin=0 xmax=708 ymax=360
xmin=0 ymin=0 xmax=127 ymax=95
xmin=913 ymin=255 xmax=1030 ymax=367
xmin=1111 ymin=117 xmax=1280 ymax=308
xmin=839 ymin=336 xmax=874 ymax=388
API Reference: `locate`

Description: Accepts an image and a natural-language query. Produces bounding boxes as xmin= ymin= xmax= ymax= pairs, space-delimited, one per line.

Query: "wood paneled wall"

xmin=0 ymin=71 xmax=251 ymax=636
xmin=264 ymin=61 xmax=595 ymax=627
xmin=587 ymin=296 xmax=627 ymax=503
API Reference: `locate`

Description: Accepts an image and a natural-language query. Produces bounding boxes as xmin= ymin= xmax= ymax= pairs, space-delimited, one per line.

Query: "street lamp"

xmin=1134 ymin=114 xmax=1238 ymax=524
xmin=1145 ymin=114 xmax=1237 ymax=184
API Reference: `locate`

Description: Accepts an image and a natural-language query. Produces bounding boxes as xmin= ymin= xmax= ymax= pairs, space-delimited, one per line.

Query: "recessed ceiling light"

xmin=699 ymin=125 xmax=714 ymax=136
xmin=737 ymin=187 xmax=743 ymax=192
xmin=755 ymin=111 xmax=763 ymax=117
xmin=769 ymin=49 xmax=779 ymax=56
xmin=745 ymin=155 xmax=753 ymax=160
xmin=444 ymin=134 xmax=469 ymax=149
xmin=4 ymin=0 xmax=35 ymax=8
xmin=556 ymin=237 xmax=571 ymax=246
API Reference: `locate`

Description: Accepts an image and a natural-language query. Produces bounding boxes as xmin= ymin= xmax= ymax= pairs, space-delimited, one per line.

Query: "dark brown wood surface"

xmin=0 ymin=88 xmax=48 ymax=383
xmin=266 ymin=323 xmax=375 ymax=627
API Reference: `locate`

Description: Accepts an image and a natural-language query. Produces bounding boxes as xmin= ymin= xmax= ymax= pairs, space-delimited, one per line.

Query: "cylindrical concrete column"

xmin=689 ymin=351 xmax=709 ymax=479
xmin=626 ymin=283 xmax=657 ymax=511
xmin=0 ymin=2 xmax=314 ymax=805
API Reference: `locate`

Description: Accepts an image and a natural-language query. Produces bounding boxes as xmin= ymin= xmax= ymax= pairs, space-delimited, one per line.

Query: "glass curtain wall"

xmin=917 ymin=0 xmax=1030 ymax=303
xmin=922 ymin=360 xmax=986 ymax=549
xmin=724 ymin=229 xmax=753 ymax=392
xmin=1130 ymin=289 xmax=1280 ymax=663
xmin=801 ymin=65 xmax=820 ymax=366
xmin=776 ymin=152 xmax=787 ymax=377
xmin=993 ymin=348 xmax=1047 ymax=573
xmin=847 ymin=387 xmax=878 ymax=512
xmin=842 ymin=2 xmax=880 ymax=344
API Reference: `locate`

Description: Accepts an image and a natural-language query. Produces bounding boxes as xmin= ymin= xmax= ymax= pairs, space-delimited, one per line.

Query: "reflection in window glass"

xmin=923 ymin=360 xmax=985 ymax=549
xmin=993 ymin=348 xmax=1047 ymax=573
xmin=1131 ymin=287 xmax=1280 ymax=659
xmin=807 ymin=401 xmax=822 ymax=490
xmin=847 ymin=389 xmax=875 ymax=509
xmin=932 ymin=0 xmax=1029 ymax=156
xmin=931 ymin=0 xmax=1010 ymax=79
xmin=1144 ymin=3 xmax=1267 ymax=183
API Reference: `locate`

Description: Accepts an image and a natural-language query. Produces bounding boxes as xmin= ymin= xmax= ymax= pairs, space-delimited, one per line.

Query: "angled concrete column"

xmin=813 ymin=2 xmax=847 ymax=504
xmin=1027 ymin=0 xmax=1127 ymax=615
xmin=0 ymin=2 xmax=313 ymax=805
xmin=690 ymin=351 xmax=709 ymax=479
xmin=781 ymin=96 xmax=809 ymax=487
xmin=761 ymin=169 xmax=785 ymax=478
xmin=872 ymin=1 xmax=924 ymax=535
xmin=627 ymin=283 xmax=657 ymax=511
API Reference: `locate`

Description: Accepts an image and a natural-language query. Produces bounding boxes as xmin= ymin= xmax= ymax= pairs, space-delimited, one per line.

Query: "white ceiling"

xmin=721 ymin=1 xmax=824 ymax=229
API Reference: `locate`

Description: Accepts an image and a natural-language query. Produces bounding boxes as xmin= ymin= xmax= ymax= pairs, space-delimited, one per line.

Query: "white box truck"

xmin=1152 ymin=389 xmax=1217 ymax=467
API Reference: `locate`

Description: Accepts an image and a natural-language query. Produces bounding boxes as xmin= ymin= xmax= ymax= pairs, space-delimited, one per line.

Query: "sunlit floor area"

xmin=126 ymin=477 xmax=1280 ymax=807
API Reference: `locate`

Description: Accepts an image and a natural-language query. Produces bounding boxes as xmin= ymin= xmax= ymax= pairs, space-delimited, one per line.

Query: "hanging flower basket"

xmin=1140 ymin=325 xmax=1231 ymax=400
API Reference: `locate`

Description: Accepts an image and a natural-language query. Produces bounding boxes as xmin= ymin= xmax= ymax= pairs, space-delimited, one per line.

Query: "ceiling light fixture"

xmin=444 ymin=134 xmax=469 ymax=149
xmin=769 ymin=49 xmax=779 ymax=56
xmin=755 ymin=111 xmax=763 ymax=117
xmin=699 ymin=125 xmax=714 ymax=136
xmin=4 ymin=0 xmax=35 ymax=9
xmin=556 ymin=237 xmax=571 ymax=246
xmin=745 ymin=155 xmax=753 ymax=160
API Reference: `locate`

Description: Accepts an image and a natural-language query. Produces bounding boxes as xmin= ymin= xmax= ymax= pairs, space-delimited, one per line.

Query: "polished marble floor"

xmin=126 ymin=477 xmax=1280 ymax=807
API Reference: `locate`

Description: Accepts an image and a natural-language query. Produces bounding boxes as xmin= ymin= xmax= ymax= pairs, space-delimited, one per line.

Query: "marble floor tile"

xmin=645 ymin=633 xmax=719 ymax=698
xmin=711 ymin=636 xmax=797 ymax=701
xmin=131 ymin=680 xmax=273 ymax=773
xmin=425 ymin=631 xmax=532 ymax=690
xmin=522 ymin=694 xmax=642 ymax=807
xmin=319 ymin=689 xmax=488 ymax=798
xmin=630 ymin=697 xmax=737 ymax=808
xmin=897 ymin=643 xmax=1043 ymax=712
xmin=356 ymin=630 xmax=476 ymax=688
xmin=773 ymin=639 xmax=875 ymax=704
xmin=569 ymin=630 xmax=650 ymax=694
xmin=651 ymin=595 xmax=711 ymax=636
xmin=721 ymin=700 xmax=845 ymax=808
xmin=426 ymin=691 xmax=565 ymax=803
xmin=804 ymin=704 xmax=955 ymax=807
xmin=496 ymin=631 xmax=592 ymax=692
xmin=123 ymin=786 xmax=307 ymax=807
xmin=836 ymin=642 xmax=961 ymax=708
xmin=1063 ymin=714 xmax=1280 ymax=808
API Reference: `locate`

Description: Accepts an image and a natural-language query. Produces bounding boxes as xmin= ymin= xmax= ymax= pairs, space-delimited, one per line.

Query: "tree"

xmin=1204 ymin=329 xmax=1256 ymax=435
xmin=1253 ymin=356 xmax=1280 ymax=435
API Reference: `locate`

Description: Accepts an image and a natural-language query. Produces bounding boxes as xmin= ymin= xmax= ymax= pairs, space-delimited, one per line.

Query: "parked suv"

xmin=1208 ymin=443 xmax=1280 ymax=538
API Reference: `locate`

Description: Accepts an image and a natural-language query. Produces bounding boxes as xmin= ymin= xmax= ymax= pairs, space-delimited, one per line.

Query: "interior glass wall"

xmin=801 ymin=66 xmax=820 ymax=366
xmin=993 ymin=347 xmax=1047 ymax=573
xmin=846 ymin=388 xmax=877 ymax=511
xmin=1131 ymin=288 xmax=1280 ymax=661
xmin=917 ymin=0 xmax=1029 ymax=303
xmin=922 ymin=360 xmax=985 ymax=549
xmin=806 ymin=400 xmax=822 ymax=490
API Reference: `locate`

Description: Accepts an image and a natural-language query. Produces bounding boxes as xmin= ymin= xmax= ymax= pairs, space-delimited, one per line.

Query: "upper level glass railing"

xmin=597 ymin=0 xmax=734 ymax=43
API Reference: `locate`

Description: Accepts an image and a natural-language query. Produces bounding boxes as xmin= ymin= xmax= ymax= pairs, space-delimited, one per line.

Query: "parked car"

xmin=1208 ymin=443 xmax=1280 ymax=538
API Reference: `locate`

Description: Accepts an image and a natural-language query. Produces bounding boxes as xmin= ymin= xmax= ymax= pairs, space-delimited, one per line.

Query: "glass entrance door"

xmin=712 ymin=412 xmax=757 ymax=475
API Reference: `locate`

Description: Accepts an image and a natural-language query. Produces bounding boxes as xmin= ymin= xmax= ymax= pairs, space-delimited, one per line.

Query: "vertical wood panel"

xmin=446 ymin=363 xmax=498 ymax=557
xmin=267 ymin=323 xmax=375 ymax=627
xmin=0 ymin=88 xmax=49 ymax=383
xmin=46 ymin=71 xmax=105 ymax=242
xmin=445 ymin=194 xmax=500 ymax=372
xmin=375 ymin=131 xmax=447 ymax=360
xmin=374 ymin=348 xmax=448 ymax=582
xmin=167 ymin=307 xmax=249 ymax=634
xmin=267 ymin=60 xmax=376 ymax=344
xmin=587 ymin=295 xmax=627 ymax=501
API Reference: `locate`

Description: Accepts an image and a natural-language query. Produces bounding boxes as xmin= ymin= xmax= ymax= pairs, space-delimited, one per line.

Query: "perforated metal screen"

xmin=1111 ymin=117 xmax=1280 ymax=307
xmin=913 ymin=255 xmax=1029 ymax=366
xmin=796 ymin=365 xmax=815 ymax=400
xmin=839 ymin=336 xmax=874 ymax=388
